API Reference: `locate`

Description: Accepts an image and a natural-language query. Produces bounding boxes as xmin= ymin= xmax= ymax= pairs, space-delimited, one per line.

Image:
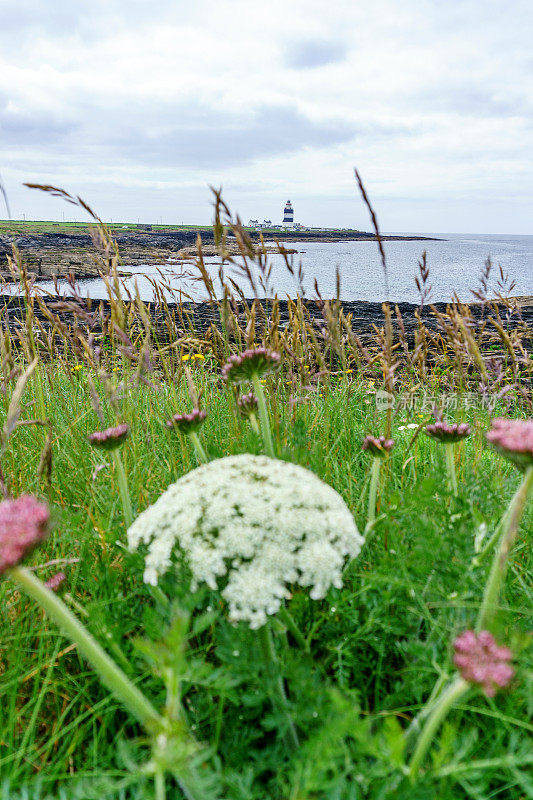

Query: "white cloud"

xmin=0 ymin=0 xmax=532 ymax=231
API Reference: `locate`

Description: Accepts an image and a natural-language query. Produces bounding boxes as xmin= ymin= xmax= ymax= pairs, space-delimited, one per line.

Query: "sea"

xmin=4 ymin=232 xmax=533 ymax=304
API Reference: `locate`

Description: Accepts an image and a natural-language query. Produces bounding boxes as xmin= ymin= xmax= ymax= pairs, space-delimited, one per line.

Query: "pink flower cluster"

xmin=453 ymin=630 xmax=514 ymax=697
xmin=166 ymin=408 xmax=207 ymax=434
xmin=237 ymin=392 xmax=258 ymax=418
xmin=222 ymin=348 xmax=281 ymax=384
xmin=88 ymin=423 xmax=130 ymax=451
xmin=0 ymin=495 xmax=50 ymax=574
xmin=486 ymin=417 xmax=533 ymax=470
xmin=362 ymin=435 xmax=395 ymax=457
xmin=426 ymin=420 xmax=471 ymax=443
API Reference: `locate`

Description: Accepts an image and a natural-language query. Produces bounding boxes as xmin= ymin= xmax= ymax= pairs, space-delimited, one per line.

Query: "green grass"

xmin=0 ymin=364 xmax=532 ymax=799
xmin=0 ymin=220 xmax=363 ymax=237
xmin=0 ymin=220 xmax=215 ymax=236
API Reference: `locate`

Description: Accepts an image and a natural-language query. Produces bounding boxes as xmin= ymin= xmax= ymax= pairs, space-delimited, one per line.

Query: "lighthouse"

xmin=282 ymin=200 xmax=294 ymax=226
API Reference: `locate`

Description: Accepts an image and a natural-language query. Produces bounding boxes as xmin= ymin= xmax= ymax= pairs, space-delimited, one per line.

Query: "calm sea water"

xmin=5 ymin=233 xmax=533 ymax=304
xmin=261 ymin=232 xmax=533 ymax=303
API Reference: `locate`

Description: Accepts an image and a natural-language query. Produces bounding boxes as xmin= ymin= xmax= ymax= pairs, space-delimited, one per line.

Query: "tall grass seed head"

xmin=485 ymin=417 xmax=533 ymax=470
xmin=0 ymin=495 xmax=50 ymax=574
xmin=222 ymin=348 xmax=281 ymax=384
xmin=88 ymin=423 xmax=130 ymax=451
xmin=127 ymin=454 xmax=364 ymax=629
xmin=453 ymin=630 xmax=514 ymax=697
xmin=362 ymin=435 xmax=395 ymax=457
xmin=166 ymin=408 xmax=207 ymax=434
xmin=425 ymin=420 xmax=471 ymax=443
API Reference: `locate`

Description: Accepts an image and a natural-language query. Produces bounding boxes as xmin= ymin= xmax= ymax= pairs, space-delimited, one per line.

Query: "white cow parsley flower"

xmin=128 ymin=454 xmax=364 ymax=628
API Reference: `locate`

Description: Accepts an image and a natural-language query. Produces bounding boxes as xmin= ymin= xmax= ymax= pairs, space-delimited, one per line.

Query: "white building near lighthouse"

xmin=248 ymin=201 xmax=306 ymax=231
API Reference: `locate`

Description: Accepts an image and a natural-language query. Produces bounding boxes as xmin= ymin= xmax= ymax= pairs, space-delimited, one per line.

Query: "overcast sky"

xmin=1 ymin=0 xmax=532 ymax=232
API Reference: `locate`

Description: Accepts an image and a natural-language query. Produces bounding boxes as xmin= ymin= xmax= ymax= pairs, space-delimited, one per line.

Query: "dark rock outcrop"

xmin=1 ymin=295 xmax=530 ymax=351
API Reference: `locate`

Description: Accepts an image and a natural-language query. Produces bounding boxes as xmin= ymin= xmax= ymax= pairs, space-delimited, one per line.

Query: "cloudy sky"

xmin=1 ymin=0 xmax=532 ymax=232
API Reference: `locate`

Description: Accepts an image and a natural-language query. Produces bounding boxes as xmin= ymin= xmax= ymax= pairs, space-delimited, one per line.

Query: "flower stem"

xmin=408 ymin=677 xmax=469 ymax=780
xmin=112 ymin=449 xmax=133 ymax=528
xmin=472 ymin=503 xmax=511 ymax=566
xmin=445 ymin=443 xmax=458 ymax=497
xmin=257 ymin=622 xmax=299 ymax=751
xmin=366 ymin=457 xmax=381 ymax=532
xmin=189 ymin=432 xmax=208 ymax=464
xmin=278 ymin=605 xmax=308 ymax=651
xmin=155 ymin=769 xmax=166 ymax=800
xmin=9 ymin=566 xmax=161 ymax=732
xmin=476 ymin=465 xmax=533 ymax=632
xmin=252 ymin=373 xmax=275 ymax=458
xmin=404 ymin=672 xmax=449 ymax=742
xmin=249 ymin=411 xmax=261 ymax=437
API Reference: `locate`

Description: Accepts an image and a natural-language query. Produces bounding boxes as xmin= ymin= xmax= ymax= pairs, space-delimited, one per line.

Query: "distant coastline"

xmin=271 ymin=233 xmax=443 ymax=243
xmin=250 ymin=228 xmax=442 ymax=243
xmin=0 ymin=226 xmax=440 ymax=282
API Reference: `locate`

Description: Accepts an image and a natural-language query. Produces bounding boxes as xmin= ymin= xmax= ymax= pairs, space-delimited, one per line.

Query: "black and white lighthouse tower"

xmin=282 ymin=200 xmax=294 ymax=225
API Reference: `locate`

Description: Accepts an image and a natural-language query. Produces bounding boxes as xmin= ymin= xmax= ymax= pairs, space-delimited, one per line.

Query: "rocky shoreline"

xmin=0 ymin=228 xmax=439 ymax=282
xmin=1 ymin=294 xmax=531 ymax=349
xmin=0 ymin=230 xmax=208 ymax=280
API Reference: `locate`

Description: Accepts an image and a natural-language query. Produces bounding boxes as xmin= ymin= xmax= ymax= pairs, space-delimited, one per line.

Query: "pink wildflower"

xmin=88 ymin=423 xmax=130 ymax=451
xmin=486 ymin=417 xmax=533 ymax=470
xmin=426 ymin=420 xmax=471 ymax=443
xmin=166 ymin=408 xmax=207 ymax=434
xmin=453 ymin=630 xmax=514 ymax=697
xmin=0 ymin=495 xmax=50 ymax=574
xmin=237 ymin=392 xmax=259 ymax=419
xmin=222 ymin=348 xmax=280 ymax=384
xmin=362 ymin=435 xmax=395 ymax=457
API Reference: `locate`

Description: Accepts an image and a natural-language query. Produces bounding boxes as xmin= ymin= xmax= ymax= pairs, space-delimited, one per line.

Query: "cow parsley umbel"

xmin=128 ymin=454 xmax=363 ymax=629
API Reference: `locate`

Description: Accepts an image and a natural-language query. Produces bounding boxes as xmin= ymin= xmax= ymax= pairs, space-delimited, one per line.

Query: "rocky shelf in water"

xmin=0 ymin=228 xmax=439 ymax=282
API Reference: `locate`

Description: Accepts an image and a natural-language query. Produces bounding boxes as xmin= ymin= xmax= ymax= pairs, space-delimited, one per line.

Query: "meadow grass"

xmin=0 ymin=186 xmax=532 ymax=798
xmin=0 ymin=361 xmax=531 ymax=799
